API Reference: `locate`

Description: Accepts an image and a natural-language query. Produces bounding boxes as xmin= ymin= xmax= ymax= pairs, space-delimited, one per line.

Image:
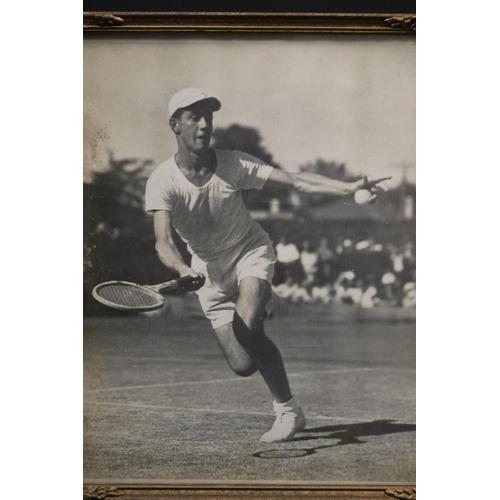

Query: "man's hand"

xmin=180 ymin=267 xmax=204 ymax=279
xmin=354 ymin=175 xmax=391 ymax=192
xmin=179 ymin=267 xmax=205 ymax=291
xmin=352 ymin=175 xmax=391 ymax=203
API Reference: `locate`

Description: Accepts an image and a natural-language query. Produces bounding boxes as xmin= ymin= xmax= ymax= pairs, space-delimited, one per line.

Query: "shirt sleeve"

xmin=144 ymin=170 xmax=172 ymax=212
xmin=235 ymin=151 xmax=274 ymax=190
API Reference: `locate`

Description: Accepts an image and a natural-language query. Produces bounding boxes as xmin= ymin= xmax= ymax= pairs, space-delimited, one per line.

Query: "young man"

xmin=145 ymin=88 xmax=388 ymax=443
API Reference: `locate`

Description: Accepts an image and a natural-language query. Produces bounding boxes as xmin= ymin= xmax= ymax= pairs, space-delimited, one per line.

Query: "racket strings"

xmin=97 ymin=284 xmax=160 ymax=308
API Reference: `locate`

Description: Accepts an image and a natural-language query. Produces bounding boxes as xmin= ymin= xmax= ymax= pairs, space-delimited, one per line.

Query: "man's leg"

xmin=213 ymin=277 xmax=305 ymax=441
xmin=214 ymin=277 xmax=291 ymax=402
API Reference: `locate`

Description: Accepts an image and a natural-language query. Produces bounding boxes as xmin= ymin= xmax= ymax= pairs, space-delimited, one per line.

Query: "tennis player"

xmin=145 ymin=88 xmax=388 ymax=443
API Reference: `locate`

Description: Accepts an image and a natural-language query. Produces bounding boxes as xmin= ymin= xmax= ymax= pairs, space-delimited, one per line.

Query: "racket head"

xmin=92 ymin=281 xmax=165 ymax=312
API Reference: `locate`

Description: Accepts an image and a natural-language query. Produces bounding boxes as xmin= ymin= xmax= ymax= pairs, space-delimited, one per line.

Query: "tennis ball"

xmin=354 ymin=189 xmax=372 ymax=205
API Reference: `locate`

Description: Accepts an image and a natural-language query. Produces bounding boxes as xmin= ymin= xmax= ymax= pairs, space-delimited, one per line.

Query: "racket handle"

xmin=153 ymin=275 xmax=205 ymax=294
xmin=176 ymin=275 xmax=206 ymax=291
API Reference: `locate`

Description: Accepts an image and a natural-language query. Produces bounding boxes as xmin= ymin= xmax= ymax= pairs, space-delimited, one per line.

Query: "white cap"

xmin=168 ymin=87 xmax=221 ymax=118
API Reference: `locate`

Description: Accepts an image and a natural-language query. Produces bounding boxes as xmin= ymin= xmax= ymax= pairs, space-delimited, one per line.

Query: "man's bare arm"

xmin=266 ymin=168 xmax=390 ymax=197
xmin=153 ymin=210 xmax=200 ymax=278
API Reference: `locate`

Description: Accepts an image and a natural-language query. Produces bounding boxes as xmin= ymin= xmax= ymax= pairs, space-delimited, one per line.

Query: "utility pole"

xmin=393 ymin=163 xmax=415 ymax=221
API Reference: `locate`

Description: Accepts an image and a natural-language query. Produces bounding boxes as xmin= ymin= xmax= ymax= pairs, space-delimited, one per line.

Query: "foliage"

xmin=83 ymin=154 xmax=171 ymax=315
xmin=296 ymin=158 xmax=358 ymax=208
xmin=84 ymin=154 xmax=153 ymax=242
xmin=299 ymin=158 xmax=356 ymax=182
xmin=211 ymin=124 xmax=280 ymax=167
xmin=211 ymin=124 xmax=289 ymax=208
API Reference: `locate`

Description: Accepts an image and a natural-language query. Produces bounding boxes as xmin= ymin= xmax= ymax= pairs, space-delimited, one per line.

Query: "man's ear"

xmin=169 ymin=117 xmax=180 ymax=134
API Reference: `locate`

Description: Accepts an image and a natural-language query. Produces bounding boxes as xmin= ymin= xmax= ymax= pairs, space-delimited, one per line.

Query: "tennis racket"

xmin=92 ymin=275 xmax=205 ymax=312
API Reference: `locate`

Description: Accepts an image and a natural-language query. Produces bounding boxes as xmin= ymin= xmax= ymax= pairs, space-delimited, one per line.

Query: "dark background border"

xmin=83 ymin=0 xmax=416 ymax=14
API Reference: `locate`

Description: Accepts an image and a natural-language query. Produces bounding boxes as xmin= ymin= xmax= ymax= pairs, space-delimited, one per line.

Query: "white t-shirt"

xmin=145 ymin=149 xmax=274 ymax=260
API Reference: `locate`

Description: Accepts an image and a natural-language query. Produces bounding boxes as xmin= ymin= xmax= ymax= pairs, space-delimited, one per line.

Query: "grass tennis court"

xmin=83 ymin=294 xmax=415 ymax=483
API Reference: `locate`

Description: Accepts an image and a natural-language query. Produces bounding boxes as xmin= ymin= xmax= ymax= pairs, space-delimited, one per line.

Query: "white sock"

xmin=273 ymin=397 xmax=300 ymax=413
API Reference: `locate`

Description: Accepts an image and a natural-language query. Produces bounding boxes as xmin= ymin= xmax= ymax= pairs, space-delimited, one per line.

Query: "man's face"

xmin=172 ymin=101 xmax=214 ymax=152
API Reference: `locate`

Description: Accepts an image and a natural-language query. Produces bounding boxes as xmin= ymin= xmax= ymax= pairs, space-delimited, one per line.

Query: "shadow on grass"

xmin=253 ymin=419 xmax=415 ymax=459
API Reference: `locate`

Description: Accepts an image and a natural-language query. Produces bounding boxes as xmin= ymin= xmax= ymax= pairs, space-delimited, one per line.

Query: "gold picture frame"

xmin=83 ymin=11 xmax=416 ymax=33
xmin=84 ymin=11 xmax=416 ymax=500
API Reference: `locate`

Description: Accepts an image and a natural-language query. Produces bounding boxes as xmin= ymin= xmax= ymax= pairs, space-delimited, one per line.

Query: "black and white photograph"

xmin=83 ymin=26 xmax=416 ymax=489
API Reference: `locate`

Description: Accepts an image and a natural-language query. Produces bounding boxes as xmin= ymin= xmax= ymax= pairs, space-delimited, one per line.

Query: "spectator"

xmin=272 ymin=232 xmax=415 ymax=309
xmin=332 ymin=271 xmax=355 ymax=304
xmin=344 ymin=278 xmax=364 ymax=305
xmin=273 ymin=270 xmax=299 ymax=301
xmin=402 ymin=242 xmax=416 ymax=283
xmin=342 ymin=238 xmax=353 ymax=252
xmin=360 ymin=276 xmax=378 ymax=308
xmin=317 ymin=237 xmax=335 ymax=283
xmin=292 ymin=284 xmax=312 ymax=303
xmin=404 ymin=241 xmax=415 ymax=262
xmin=402 ymin=282 xmax=416 ymax=309
xmin=300 ymin=240 xmax=319 ymax=282
xmin=380 ymin=271 xmax=398 ymax=304
xmin=275 ymin=236 xmax=301 ymax=284
xmin=273 ymin=269 xmax=311 ymax=304
xmin=370 ymin=242 xmax=384 ymax=252
xmin=355 ymin=239 xmax=371 ymax=251
xmin=335 ymin=240 xmax=344 ymax=255
xmin=390 ymin=247 xmax=405 ymax=275
xmin=311 ymin=282 xmax=331 ymax=304
xmin=401 ymin=269 xmax=416 ymax=308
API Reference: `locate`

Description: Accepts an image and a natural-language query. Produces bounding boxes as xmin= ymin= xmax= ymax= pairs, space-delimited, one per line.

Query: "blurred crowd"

xmin=272 ymin=236 xmax=416 ymax=309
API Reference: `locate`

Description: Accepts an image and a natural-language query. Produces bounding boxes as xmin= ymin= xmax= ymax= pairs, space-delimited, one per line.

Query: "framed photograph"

xmin=83 ymin=12 xmax=416 ymax=500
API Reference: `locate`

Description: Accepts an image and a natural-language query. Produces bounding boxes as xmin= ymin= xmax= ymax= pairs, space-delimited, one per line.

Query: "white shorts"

xmin=190 ymin=234 xmax=276 ymax=329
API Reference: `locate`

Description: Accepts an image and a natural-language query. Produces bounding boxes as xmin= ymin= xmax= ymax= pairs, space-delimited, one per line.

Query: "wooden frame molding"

xmin=83 ymin=12 xmax=416 ymax=33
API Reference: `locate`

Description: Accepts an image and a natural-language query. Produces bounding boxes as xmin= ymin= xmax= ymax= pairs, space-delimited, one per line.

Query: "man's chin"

xmin=190 ymin=143 xmax=211 ymax=154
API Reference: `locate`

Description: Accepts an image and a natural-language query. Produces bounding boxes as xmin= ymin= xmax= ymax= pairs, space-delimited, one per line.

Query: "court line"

xmin=84 ymin=355 xmax=220 ymax=363
xmin=83 ymin=400 xmax=402 ymax=424
xmin=84 ymin=366 xmax=414 ymax=394
xmin=84 ymin=376 xmax=251 ymax=393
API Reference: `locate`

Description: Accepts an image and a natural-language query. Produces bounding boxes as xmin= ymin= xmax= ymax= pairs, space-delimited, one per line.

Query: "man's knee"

xmin=236 ymin=277 xmax=271 ymax=331
xmin=233 ymin=311 xmax=266 ymax=344
xmin=213 ymin=322 xmax=259 ymax=377
xmin=235 ymin=308 xmax=266 ymax=333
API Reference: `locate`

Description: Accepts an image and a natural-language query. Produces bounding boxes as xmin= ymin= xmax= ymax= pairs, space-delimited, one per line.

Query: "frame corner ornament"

xmin=83 ymin=485 xmax=124 ymax=499
xmin=385 ymin=487 xmax=416 ymax=499
xmin=384 ymin=16 xmax=416 ymax=31
xmin=92 ymin=13 xmax=124 ymax=27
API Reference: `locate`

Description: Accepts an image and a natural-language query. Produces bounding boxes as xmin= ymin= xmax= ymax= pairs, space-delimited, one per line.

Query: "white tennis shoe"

xmin=260 ymin=405 xmax=306 ymax=443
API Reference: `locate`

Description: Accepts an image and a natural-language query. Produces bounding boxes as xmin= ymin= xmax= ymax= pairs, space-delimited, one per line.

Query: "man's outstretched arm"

xmin=153 ymin=210 xmax=200 ymax=278
xmin=265 ymin=168 xmax=390 ymax=198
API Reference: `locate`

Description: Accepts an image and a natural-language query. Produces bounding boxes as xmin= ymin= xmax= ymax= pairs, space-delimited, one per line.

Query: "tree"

xmin=84 ymin=154 xmax=171 ymax=314
xmin=211 ymin=124 xmax=288 ymax=209
xmin=84 ymin=153 xmax=153 ymax=245
xmin=296 ymin=158 xmax=358 ymax=208
xmin=212 ymin=124 xmax=278 ymax=167
xmin=299 ymin=158 xmax=355 ymax=182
